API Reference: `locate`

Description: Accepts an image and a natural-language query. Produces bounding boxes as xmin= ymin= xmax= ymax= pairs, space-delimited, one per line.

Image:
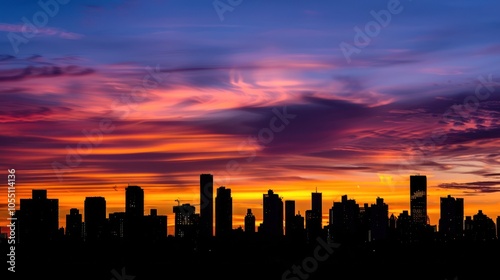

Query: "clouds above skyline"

xmin=1 ymin=0 xmax=499 ymax=231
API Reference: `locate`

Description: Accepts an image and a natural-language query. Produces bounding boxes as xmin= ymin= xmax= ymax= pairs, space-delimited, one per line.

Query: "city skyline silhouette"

xmin=2 ymin=0 xmax=500 ymax=279
xmin=2 ymin=173 xmax=499 ymax=239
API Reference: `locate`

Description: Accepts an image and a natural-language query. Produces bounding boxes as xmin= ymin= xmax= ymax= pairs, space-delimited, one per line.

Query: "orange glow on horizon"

xmin=4 ymin=175 xmax=499 ymax=237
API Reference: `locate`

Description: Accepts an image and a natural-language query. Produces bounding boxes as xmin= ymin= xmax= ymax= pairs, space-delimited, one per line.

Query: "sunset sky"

xmin=1 ymin=0 xmax=500 ymax=236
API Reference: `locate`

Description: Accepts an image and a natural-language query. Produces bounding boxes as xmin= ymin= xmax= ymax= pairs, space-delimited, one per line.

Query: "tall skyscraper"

xmin=307 ymin=190 xmax=323 ymax=241
xmin=285 ymin=200 xmax=296 ymax=237
xmin=65 ymin=208 xmax=82 ymax=242
xmin=311 ymin=191 xmax=322 ymax=219
xmin=439 ymin=195 xmax=464 ymax=241
xmin=215 ymin=186 xmax=232 ymax=237
xmin=410 ymin=174 xmax=427 ymax=227
xmin=125 ymin=185 xmax=144 ymax=217
xmin=125 ymin=185 xmax=144 ymax=241
xmin=84 ymin=196 xmax=106 ymax=242
xmin=369 ymin=197 xmax=389 ymax=242
xmin=262 ymin=189 xmax=283 ymax=237
xmin=244 ymin=209 xmax=255 ymax=233
xmin=19 ymin=189 xmax=59 ymax=244
xmin=200 ymin=173 xmax=214 ymax=238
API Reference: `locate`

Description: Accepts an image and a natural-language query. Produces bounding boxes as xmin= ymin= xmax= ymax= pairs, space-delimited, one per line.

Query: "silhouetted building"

xmin=173 ymin=203 xmax=199 ymax=240
xmin=200 ymin=174 xmax=214 ymax=238
xmin=369 ymin=197 xmax=389 ymax=242
xmin=65 ymin=208 xmax=82 ymax=242
xmin=19 ymin=189 xmax=59 ymax=244
xmin=329 ymin=195 xmax=361 ymax=243
xmin=285 ymin=200 xmax=295 ymax=237
xmin=84 ymin=196 xmax=106 ymax=242
xmin=293 ymin=212 xmax=305 ymax=239
xmin=144 ymin=209 xmax=167 ymax=241
xmin=108 ymin=212 xmax=126 ymax=240
xmin=464 ymin=216 xmax=473 ymax=241
xmin=312 ymin=190 xmax=322 ymax=216
xmin=360 ymin=203 xmax=371 ymax=241
xmin=215 ymin=186 xmax=232 ymax=237
xmin=306 ymin=210 xmax=322 ymax=242
xmin=125 ymin=185 xmax=144 ymax=241
xmin=307 ymin=191 xmax=323 ymax=242
xmin=125 ymin=185 xmax=144 ymax=216
xmin=262 ymin=189 xmax=283 ymax=237
xmin=410 ymin=175 xmax=427 ymax=227
xmin=396 ymin=210 xmax=411 ymax=243
xmin=470 ymin=210 xmax=496 ymax=242
xmin=244 ymin=209 xmax=255 ymax=233
xmin=389 ymin=213 xmax=397 ymax=240
xmin=439 ymin=195 xmax=464 ymax=241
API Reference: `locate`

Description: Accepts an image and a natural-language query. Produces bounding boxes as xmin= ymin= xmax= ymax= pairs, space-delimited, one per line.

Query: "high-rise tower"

xmin=200 ymin=174 xmax=214 ymax=238
xmin=410 ymin=174 xmax=427 ymax=227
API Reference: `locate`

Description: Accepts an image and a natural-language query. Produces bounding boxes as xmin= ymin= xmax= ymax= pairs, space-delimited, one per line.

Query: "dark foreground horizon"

xmin=3 ymin=235 xmax=499 ymax=280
